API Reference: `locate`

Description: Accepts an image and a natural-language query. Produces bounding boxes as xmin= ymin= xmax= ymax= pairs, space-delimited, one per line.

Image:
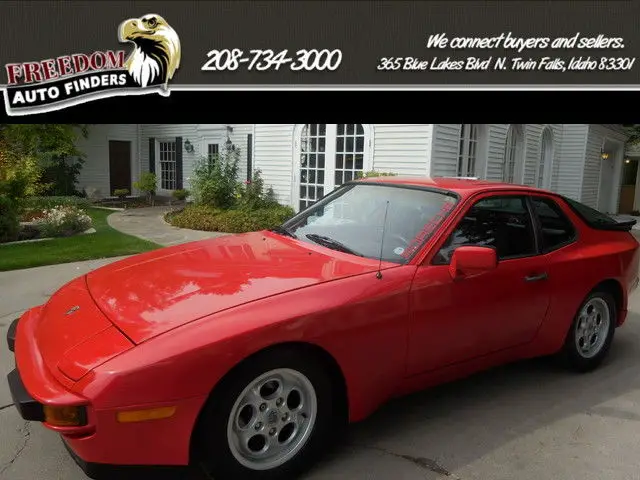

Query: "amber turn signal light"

xmin=43 ymin=405 xmax=88 ymax=427
xmin=116 ymin=406 xmax=177 ymax=423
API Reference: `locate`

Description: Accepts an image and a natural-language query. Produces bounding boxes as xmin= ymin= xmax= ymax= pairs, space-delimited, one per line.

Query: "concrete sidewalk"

xmin=106 ymin=206 xmax=229 ymax=246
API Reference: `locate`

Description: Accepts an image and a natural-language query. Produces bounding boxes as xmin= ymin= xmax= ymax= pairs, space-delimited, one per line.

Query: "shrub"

xmin=238 ymin=170 xmax=280 ymax=210
xmin=21 ymin=195 xmax=91 ymax=211
xmin=113 ymin=188 xmax=130 ymax=199
xmin=356 ymin=170 xmax=398 ymax=179
xmin=36 ymin=205 xmax=92 ymax=238
xmin=0 ymin=196 xmax=19 ymax=243
xmin=133 ymin=172 xmax=157 ymax=204
xmin=168 ymin=204 xmax=295 ymax=233
xmin=191 ymin=148 xmax=240 ymax=209
xmin=172 ymin=189 xmax=190 ymax=201
xmin=0 ymin=154 xmax=46 ymax=201
xmin=40 ymin=156 xmax=85 ymax=196
xmin=166 ymin=205 xmax=224 ymax=231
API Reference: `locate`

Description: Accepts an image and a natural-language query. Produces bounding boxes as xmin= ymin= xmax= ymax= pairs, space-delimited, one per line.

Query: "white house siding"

xmin=371 ymin=124 xmax=433 ymax=175
xmin=583 ymin=124 xmax=628 ymax=210
xmin=229 ymin=124 xmax=254 ymax=182
xmin=429 ymin=124 xmax=564 ymax=185
xmin=521 ymin=124 xmax=563 ymax=186
xmin=74 ymin=123 xmax=632 ymax=214
xmin=139 ymin=124 xmax=198 ymax=191
xmin=252 ymin=124 xmax=435 ymax=207
xmin=76 ymin=124 xmax=139 ymax=197
xmin=253 ymin=124 xmax=296 ymax=206
xmin=549 ymin=124 xmax=588 ymax=201
xmin=430 ymin=124 xmax=462 ymax=177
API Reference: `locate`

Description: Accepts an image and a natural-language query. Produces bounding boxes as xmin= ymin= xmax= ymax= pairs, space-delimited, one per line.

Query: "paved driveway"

xmin=2 ymin=258 xmax=640 ymax=479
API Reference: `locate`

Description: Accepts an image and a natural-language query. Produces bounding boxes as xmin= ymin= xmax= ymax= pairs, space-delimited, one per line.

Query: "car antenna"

xmin=376 ymin=200 xmax=390 ymax=280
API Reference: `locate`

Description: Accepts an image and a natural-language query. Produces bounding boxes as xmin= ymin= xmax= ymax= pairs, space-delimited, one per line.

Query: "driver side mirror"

xmin=448 ymin=246 xmax=497 ymax=280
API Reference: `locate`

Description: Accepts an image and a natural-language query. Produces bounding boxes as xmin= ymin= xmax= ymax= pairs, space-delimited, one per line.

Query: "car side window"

xmin=432 ymin=196 xmax=536 ymax=264
xmin=531 ymin=196 xmax=576 ymax=253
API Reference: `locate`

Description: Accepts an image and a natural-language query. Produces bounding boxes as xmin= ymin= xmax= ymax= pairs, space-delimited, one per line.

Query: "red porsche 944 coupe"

xmin=6 ymin=177 xmax=640 ymax=479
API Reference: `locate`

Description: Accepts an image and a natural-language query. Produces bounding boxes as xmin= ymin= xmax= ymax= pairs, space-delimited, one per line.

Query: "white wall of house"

xmin=584 ymin=124 xmax=628 ymax=212
xmin=137 ymin=124 xmax=251 ymax=194
xmin=253 ymin=124 xmax=435 ymax=208
xmin=76 ymin=124 xmax=139 ymax=197
xmin=75 ymin=123 xmax=632 ymax=213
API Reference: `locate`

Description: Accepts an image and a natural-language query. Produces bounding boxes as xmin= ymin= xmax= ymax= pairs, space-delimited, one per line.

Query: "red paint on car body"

xmin=11 ymin=177 xmax=640 ymax=468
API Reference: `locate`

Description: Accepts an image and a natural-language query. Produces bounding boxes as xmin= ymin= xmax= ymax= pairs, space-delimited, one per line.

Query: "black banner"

xmin=1 ymin=1 xmax=640 ymax=87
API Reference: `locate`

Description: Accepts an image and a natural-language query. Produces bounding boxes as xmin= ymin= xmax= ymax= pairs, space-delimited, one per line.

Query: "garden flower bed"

xmin=163 ymin=149 xmax=295 ymax=234
xmin=1 ymin=204 xmax=96 ymax=245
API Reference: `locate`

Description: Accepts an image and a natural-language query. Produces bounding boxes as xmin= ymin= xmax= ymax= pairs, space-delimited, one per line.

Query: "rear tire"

xmin=559 ymin=290 xmax=616 ymax=372
xmin=195 ymin=348 xmax=339 ymax=479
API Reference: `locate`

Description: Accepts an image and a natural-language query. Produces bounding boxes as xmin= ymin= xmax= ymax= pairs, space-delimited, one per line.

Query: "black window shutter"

xmin=175 ymin=137 xmax=183 ymax=190
xmin=247 ymin=133 xmax=253 ymax=182
xmin=148 ymin=137 xmax=156 ymax=174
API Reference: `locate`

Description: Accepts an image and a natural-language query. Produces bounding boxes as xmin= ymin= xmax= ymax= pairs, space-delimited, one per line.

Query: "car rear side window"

xmin=562 ymin=196 xmax=621 ymax=228
xmin=432 ymin=195 xmax=536 ymax=264
xmin=530 ymin=197 xmax=577 ymax=253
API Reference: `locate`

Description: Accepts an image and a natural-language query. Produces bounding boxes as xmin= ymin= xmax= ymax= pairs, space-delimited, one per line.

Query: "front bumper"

xmin=5 ymin=309 xmax=206 ymax=474
xmin=6 ymin=319 xmax=45 ymax=422
xmin=6 ymin=317 xmax=17 ymax=352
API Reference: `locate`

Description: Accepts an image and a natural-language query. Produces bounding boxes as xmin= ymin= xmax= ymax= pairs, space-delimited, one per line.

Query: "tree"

xmin=623 ymin=124 xmax=640 ymax=145
xmin=0 ymin=124 xmax=90 ymax=197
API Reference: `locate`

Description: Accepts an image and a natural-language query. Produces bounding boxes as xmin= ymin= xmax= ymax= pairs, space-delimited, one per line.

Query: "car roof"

xmin=356 ymin=175 xmax=553 ymax=198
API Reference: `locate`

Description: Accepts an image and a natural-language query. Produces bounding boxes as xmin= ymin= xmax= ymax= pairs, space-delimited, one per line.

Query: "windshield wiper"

xmin=270 ymin=225 xmax=297 ymax=239
xmin=305 ymin=234 xmax=363 ymax=257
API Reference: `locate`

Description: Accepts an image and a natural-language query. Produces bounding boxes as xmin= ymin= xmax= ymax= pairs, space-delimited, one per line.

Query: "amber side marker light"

xmin=117 ymin=406 xmax=177 ymax=423
xmin=43 ymin=405 xmax=88 ymax=427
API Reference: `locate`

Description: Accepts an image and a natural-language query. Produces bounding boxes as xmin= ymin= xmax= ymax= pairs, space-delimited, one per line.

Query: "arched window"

xmin=537 ymin=127 xmax=554 ymax=189
xmin=503 ymin=124 xmax=524 ymax=183
xmin=295 ymin=124 xmax=371 ymax=211
xmin=457 ymin=124 xmax=480 ymax=177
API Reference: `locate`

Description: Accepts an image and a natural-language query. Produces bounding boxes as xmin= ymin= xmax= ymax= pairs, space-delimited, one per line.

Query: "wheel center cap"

xmin=267 ymin=410 xmax=278 ymax=425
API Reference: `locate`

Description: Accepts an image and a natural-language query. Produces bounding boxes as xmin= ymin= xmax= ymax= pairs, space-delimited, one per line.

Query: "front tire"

xmin=195 ymin=348 xmax=339 ymax=479
xmin=560 ymin=290 xmax=616 ymax=372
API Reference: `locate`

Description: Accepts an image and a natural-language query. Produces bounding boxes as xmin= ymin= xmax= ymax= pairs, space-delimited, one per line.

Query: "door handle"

xmin=524 ymin=273 xmax=548 ymax=282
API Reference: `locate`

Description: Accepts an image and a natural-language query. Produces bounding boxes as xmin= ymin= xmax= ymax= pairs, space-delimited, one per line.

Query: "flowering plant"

xmin=36 ymin=205 xmax=92 ymax=237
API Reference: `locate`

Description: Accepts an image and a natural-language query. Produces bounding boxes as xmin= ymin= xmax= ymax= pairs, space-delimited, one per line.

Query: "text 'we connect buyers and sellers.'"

xmin=376 ymin=32 xmax=635 ymax=73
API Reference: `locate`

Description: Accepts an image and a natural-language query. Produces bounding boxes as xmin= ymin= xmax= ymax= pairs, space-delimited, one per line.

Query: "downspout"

xmin=137 ymin=124 xmax=142 ymax=194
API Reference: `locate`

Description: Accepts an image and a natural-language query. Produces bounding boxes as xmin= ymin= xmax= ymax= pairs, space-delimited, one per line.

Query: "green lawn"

xmin=0 ymin=208 xmax=161 ymax=272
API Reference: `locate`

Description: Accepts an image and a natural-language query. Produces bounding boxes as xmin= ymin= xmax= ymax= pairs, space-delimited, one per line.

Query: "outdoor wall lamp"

xmin=601 ymin=147 xmax=609 ymax=160
xmin=184 ymin=139 xmax=194 ymax=153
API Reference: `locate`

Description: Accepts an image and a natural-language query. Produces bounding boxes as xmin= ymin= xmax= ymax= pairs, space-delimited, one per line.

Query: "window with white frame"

xmin=335 ymin=124 xmax=366 ymax=185
xmin=537 ymin=128 xmax=553 ymax=188
xmin=503 ymin=125 xmax=523 ymax=183
xmin=207 ymin=143 xmax=220 ymax=167
xmin=457 ymin=124 xmax=479 ymax=177
xmin=159 ymin=141 xmax=177 ymax=190
xmin=297 ymin=124 xmax=370 ymax=211
xmin=299 ymin=124 xmax=327 ymax=211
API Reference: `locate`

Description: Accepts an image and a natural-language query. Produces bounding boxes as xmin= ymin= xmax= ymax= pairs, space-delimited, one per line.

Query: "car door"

xmin=406 ymin=193 xmax=552 ymax=376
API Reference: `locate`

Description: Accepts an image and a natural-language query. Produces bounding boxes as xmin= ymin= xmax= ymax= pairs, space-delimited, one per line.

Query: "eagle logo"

xmin=118 ymin=14 xmax=181 ymax=91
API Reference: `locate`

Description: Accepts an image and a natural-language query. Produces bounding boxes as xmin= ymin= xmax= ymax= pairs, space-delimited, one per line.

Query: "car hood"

xmin=85 ymin=231 xmax=381 ymax=344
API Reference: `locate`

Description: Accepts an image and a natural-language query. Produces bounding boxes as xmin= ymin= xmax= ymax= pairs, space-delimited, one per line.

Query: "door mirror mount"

xmin=448 ymin=246 xmax=497 ymax=280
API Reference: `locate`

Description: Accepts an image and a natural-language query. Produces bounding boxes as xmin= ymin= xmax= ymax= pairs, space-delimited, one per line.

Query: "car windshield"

xmin=279 ymin=183 xmax=459 ymax=264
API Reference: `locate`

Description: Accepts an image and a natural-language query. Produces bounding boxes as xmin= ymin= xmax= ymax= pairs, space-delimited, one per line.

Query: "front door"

xmin=407 ymin=194 xmax=552 ymax=375
xmin=108 ymin=140 xmax=132 ymax=195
